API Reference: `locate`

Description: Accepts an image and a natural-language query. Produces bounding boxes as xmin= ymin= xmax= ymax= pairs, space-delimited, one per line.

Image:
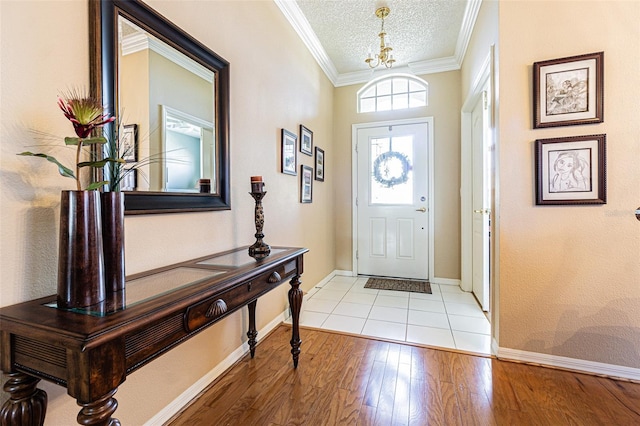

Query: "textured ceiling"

xmin=294 ymin=0 xmax=469 ymax=76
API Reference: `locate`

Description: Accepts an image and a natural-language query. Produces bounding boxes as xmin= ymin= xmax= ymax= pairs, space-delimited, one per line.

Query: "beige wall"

xmin=0 ymin=0 xmax=335 ymax=424
xmin=2 ymin=0 xmax=639 ymax=423
xmin=333 ymin=71 xmax=462 ymax=280
xmin=496 ymin=0 xmax=640 ymax=367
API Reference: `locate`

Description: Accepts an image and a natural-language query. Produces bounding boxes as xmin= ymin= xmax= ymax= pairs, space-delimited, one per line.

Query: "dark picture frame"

xmin=281 ymin=129 xmax=297 ymax=176
xmin=535 ymin=134 xmax=606 ymax=205
xmin=314 ymin=147 xmax=325 ymax=182
xmin=300 ymin=125 xmax=313 ymax=156
xmin=533 ymin=52 xmax=604 ymax=128
xmin=121 ymin=124 xmax=138 ymax=162
xmin=300 ymin=165 xmax=313 ymax=203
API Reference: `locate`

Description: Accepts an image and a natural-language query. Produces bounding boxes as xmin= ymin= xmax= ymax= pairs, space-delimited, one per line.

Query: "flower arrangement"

xmin=18 ymin=89 xmax=122 ymax=191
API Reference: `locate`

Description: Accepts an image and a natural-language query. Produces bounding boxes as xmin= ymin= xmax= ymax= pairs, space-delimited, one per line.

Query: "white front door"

xmin=356 ymin=121 xmax=430 ymax=279
xmin=471 ymin=90 xmax=490 ymax=310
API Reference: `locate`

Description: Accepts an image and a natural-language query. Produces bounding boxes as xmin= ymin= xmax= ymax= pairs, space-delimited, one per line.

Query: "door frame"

xmin=461 ymin=48 xmax=494 ymax=295
xmin=351 ymin=117 xmax=435 ymax=281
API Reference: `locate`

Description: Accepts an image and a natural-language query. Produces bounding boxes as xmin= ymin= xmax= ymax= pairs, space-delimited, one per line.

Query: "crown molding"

xmin=275 ymin=0 xmax=482 ymax=87
xmin=121 ymin=33 xmax=214 ymax=83
xmin=408 ymin=56 xmax=461 ymax=76
xmin=455 ymin=0 xmax=482 ymax=65
xmin=274 ymin=0 xmax=339 ymax=85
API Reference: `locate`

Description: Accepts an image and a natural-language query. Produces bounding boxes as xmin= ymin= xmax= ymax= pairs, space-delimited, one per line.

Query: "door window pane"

xmin=370 ymin=136 xmax=413 ymax=205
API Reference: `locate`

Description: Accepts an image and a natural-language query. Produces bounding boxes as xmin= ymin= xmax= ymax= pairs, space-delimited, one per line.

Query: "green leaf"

xmin=64 ymin=137 xmax=80 ymax=146
xmin=82 ymin=137 xmax=107 ymax=145
xmin=87 ymin=181 xmax=108 ymax=191
xmin=78 ymin=160 xmax=106 ymax=168
xmin=78 ymin=157 xmax=124 ymax=168
xmin=17 ymin=152 xmax=76 ymax=179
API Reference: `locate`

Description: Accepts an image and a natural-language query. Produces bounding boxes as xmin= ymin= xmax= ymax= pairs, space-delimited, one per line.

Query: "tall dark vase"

xmin=101 ymin=191 xmax=125 ymax=311
xmin=57 ymin=190 xmax=106 ymax=311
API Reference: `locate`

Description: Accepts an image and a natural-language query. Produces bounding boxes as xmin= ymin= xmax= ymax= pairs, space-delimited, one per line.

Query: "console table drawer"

xmin=184 ymin=261 xmax=296 ymax=332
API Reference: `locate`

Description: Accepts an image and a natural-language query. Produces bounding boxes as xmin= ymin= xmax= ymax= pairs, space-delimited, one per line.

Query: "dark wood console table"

xmin=0 ymin=246 xmax=307 ymax=425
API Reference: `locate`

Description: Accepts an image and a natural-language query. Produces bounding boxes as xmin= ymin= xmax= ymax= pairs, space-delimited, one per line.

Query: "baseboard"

xmin=431 ymin=277 xmax=461 ymax=287
xmin=497 ymin=346 xmax=640 ymax=382
xmin=332 ymin=270 xmax=460 ymax=287
xmin=144 ymin=310 xmax=289 ymax=426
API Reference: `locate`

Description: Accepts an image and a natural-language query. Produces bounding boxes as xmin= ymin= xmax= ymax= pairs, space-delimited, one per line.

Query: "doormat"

xmin=364 ymin=277 xmax=431 ymax=294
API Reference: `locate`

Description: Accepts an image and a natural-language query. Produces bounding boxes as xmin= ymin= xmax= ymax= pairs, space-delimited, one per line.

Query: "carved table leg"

xmin=0 ymin=372 xmax=47 ymax=426
xmin=247 ymin=300 xmax=258 ymax=358
xmin=288 ymin=274 xmax=303 ymax=368
xmin=76 ymin=388 xmax=119 ymax=426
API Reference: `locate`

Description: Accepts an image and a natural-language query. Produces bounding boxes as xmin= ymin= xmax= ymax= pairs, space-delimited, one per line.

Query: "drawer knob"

xmin=268 ymin=271 xmax=281 ymax=283
xmin=206 ymin=299 xmax=227 ymax=318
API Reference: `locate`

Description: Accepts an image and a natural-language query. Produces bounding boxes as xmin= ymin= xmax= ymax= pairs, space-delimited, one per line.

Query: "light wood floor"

xmin=168 ymin=325 xmax=640 ymax=425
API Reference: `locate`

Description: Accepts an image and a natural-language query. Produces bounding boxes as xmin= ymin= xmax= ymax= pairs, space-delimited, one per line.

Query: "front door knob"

xmin=415 ymin=207 xmax=427 ymax=212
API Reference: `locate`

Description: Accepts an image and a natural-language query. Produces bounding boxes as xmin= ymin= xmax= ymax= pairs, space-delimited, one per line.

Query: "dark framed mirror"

xmin=90 ymin=0 xmax=230 ymax=214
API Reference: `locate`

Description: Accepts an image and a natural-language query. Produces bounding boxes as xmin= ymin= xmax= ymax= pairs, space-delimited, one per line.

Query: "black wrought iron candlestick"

xmin=249 ymin=176 xmax=271 ymax=260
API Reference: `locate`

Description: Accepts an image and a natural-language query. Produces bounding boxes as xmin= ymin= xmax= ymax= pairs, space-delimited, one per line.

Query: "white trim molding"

xmin=498 ymin=347 xmax=640 ymax=382
xmin=431 ymin=277 xmax=461 ymax=287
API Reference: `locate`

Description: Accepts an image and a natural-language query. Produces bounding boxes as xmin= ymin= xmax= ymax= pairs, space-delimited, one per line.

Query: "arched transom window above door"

xmin=358 ymin=74 xmax=429 ymax=113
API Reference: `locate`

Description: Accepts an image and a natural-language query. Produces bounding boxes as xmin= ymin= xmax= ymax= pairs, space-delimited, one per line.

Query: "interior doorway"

xmin=352 ymin=117 xmax=435 ymax=281
xmin=461 ymin=49 xmax=494 ymax=313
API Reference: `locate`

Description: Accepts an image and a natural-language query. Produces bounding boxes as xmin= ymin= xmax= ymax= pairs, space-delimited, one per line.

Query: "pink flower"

xmin=57 ymin=91 xmax=115 ymax=139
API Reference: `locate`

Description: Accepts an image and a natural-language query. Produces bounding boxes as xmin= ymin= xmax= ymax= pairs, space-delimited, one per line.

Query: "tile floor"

xmin=286 ymin=275 xmax=491 ymax=355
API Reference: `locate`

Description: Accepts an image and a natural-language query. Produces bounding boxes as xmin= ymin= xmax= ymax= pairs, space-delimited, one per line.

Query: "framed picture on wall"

xmin=535 ymin=134 xmax=606 ymax=205
xmin=300 ymin=125 xmax=313 ymax=156
xmin=300 ymin=165 xmax=313 ymax=203
xmin=533 ymin=51 xmax=604 ymax=128
xmin=314 ymin=147 xmax=325 ymax=181
xmin=121 ymin=124 xmax=138 ymax=162
xmin=121 ymin=168 xmax=137 ymax=191
xmin=281 ymin=128 xmax=297 ymax=175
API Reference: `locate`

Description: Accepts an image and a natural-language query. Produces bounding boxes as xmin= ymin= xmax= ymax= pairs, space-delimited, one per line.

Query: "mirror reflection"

xmin=118 ymin=16 xmax=217 ymax=194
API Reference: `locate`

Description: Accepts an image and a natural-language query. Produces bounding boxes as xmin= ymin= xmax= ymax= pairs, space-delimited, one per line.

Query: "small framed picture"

xmin=121 ymin=124 xmax=138 ymax=162
xmin=535 ymin=134 xmax=606 ymax=205
xmin=300 ymin=165 xmax=313 ymax=203
xmin=121 ymin=168 xmax=137 ymax=191
xmin=314 ymin=147 xmax=324 ymax=182
xmin=300 ymin=124 xmax=313 ymax=156
xmin=281 ymin=129 xmax=297 ymax=176
xmin=533 ymin=52 xmax=603 ymax=128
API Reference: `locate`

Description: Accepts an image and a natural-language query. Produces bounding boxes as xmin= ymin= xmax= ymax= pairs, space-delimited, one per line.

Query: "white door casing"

xmin=352 ymin=118 xmax=434 ymax=281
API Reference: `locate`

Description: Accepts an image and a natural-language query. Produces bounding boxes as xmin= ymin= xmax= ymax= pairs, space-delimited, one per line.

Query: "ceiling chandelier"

xmin=365 ymin=7 xmax=396 ymax=69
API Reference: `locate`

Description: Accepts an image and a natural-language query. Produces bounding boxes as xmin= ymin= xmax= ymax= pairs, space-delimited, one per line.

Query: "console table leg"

xmin=288 ymin=274 xmax=303 ymax=368
xmin=247 ymin=300 xmax=258 ymax=358
xmin=76 ymin=388 xmax=119 ymax=426
xmin=0 ymin=372 xmax=47 ymax=426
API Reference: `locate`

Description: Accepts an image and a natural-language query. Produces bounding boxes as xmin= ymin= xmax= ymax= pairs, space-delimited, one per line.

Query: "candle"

xmin=250 ymin=176 xmax=264 ymax=192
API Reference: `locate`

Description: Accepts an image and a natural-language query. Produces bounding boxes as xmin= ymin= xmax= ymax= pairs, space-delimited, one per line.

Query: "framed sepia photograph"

xmin=533 ymin=52 xmax=603 ymax=128
xmin=314 ymin=147 xmax=324 ymax=182
xmin=121 ymin=124 xmax=138 ymax=162
xmin=281 ymin=128 xmax=297 ymax=175
xmin=300 ymin=165 xmax=313 ymax=203
xmin=535 ymin=134 xmax=606 ymax=205
xmin=300 ymin=124 xmax=313 ymax=156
